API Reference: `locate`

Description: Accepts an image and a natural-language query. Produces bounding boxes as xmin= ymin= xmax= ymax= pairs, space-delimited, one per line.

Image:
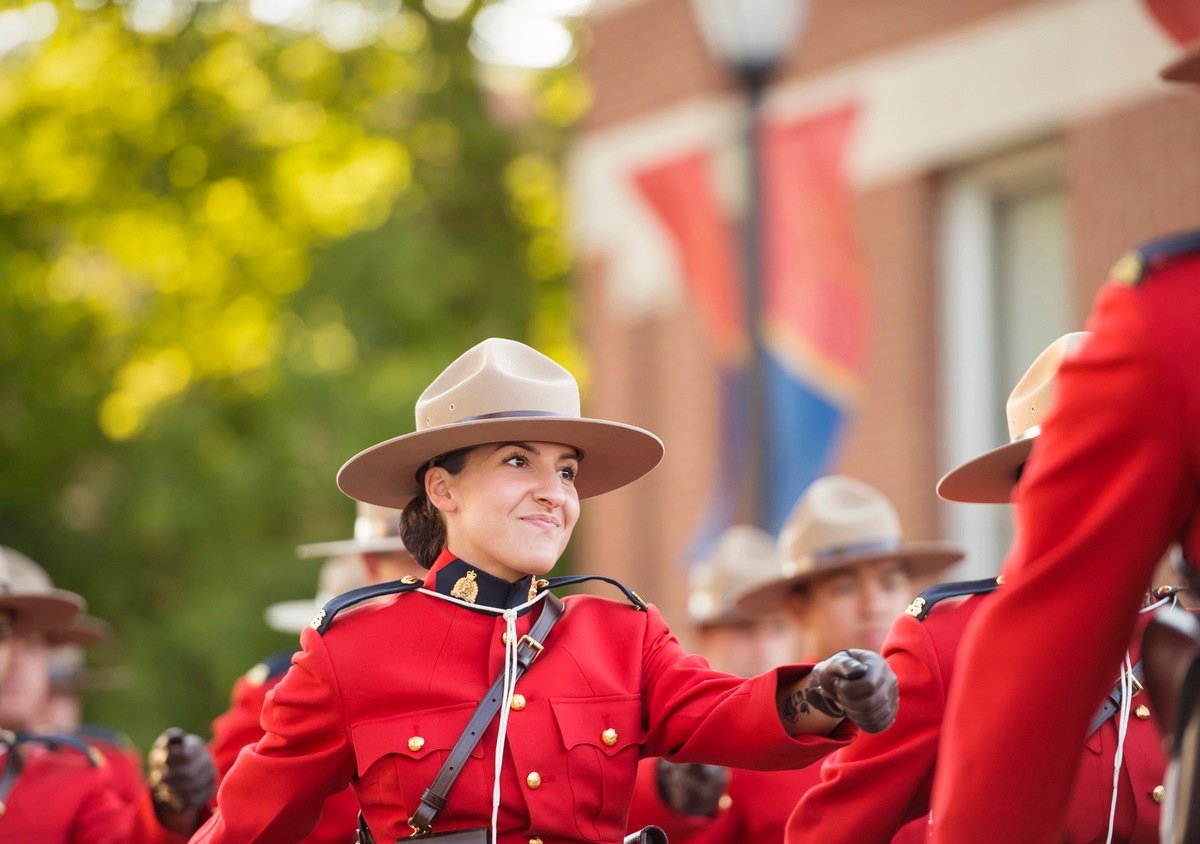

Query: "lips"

xmin=521 ymin=514 xmax=560 ymax=530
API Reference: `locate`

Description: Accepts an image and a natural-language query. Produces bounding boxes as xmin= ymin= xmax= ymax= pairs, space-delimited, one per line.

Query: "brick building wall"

xmin=568 ymin=0 xmax=1192 ymax=639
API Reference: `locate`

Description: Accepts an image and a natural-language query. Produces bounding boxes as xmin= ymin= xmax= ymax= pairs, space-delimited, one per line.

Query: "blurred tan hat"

xmin=45 ymin=615 xmax=112 ymax=648
xmin=337 ymin=338 xmax=664 ymax=509
xmin=1162 ymin=41 xmax=1200 ymax=83
xmin=265 ymin=555 xmax=372 ymax=634
xmin=296 ymin=502 xmax=410 ymax=558
xmin=0 ymin=547 xmax=85 ymax=636
xmin=735 ymin=476 xmax=963 ymax=614
xmin=937 ymin=332 xmax=1090 ymax=503
xmin=688 ymin=525 xmax=785 ymax=626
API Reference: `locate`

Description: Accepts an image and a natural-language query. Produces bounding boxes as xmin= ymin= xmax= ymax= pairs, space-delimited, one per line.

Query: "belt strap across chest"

xmin=408 ymin=592 xmax=566 ymax=837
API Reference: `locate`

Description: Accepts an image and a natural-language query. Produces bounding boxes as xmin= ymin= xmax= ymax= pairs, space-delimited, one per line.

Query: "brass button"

xmin=1153 ymin=785 xmax=1165 ymax=804
xmin=510 ymin=694 xmax=527 ymax=711
xmin=408 ymin=736 xmax=425 ymax=752
xmin=718 ymin=794 xmax=733 ymax=811
xmin=502 ymin=631 xmax=508 ymax=644
xmin=601 ymin=728 xmax=618 ymax=747
xmin=1136 ymin=704 xmax=1150 ymax=720
xmin=526 ymin=772 xmax=542 ymax=789
xmin=529 ymin=839 xmax=543 ymax=844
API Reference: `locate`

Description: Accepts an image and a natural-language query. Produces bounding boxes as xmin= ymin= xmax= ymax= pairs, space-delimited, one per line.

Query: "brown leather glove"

xmin=655 ymin=759 xmax=730 ymax=817
xmin=147 ymin=727 xmax=217 ymax=821
xmin=804 ymin=649 xmax=898 ymax=734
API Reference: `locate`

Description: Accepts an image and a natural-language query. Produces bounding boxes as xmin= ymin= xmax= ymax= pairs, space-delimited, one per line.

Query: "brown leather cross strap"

xmin=407 ymin=592 xmax=566 ymax=837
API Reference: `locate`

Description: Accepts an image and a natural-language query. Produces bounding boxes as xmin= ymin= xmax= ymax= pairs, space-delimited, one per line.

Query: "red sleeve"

xmin=931 ymin=278 xmax=1200 ymax=842
xmin=638 ymin=604 xmax=851 ymax=770
xmin=209 ymin=674 xmax=276 ymax=780
xmin=190 ymin=629 xmax=357 ymax=844
xmin=788 ymin=606 xmax=956 ymax=843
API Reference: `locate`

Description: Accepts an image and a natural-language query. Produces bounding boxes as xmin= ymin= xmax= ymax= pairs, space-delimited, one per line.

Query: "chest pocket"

xmin=350 ymin=702 xmax=484 ymax=828
xmin=549 ymin=694 xmax=646 ymax=839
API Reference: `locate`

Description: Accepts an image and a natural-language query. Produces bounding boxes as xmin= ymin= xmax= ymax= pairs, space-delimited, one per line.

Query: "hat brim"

xmin=0 ymin=592 xmax=85 ymax=636
xmin=337 ymin=417 xmax=665 ymax=509
xmin=1162 ymin=42 xmax=1200 ymax=83
xmin=45 ymin=615 xmax=111 ymax=648
xmin=936 ymin=439 xmax=1032 ymax=504
xmin=732 ymin=543 xmax=965 ymax=616
xmin=295 ymin=537 xmax=410 ymax=559
xmin=264 ymin=599 xmax=319 ymax=635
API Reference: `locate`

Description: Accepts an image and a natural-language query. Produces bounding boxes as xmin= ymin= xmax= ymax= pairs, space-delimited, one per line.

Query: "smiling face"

xmin=429 ymin=441 xmax=581 ymax=582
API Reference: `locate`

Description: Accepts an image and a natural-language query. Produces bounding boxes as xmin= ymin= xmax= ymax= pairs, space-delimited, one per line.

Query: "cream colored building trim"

xmin=570 ymin=0 xmax=1177 ymax=317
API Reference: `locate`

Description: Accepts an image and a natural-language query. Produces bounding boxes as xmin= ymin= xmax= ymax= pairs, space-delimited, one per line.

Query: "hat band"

xmin=813 ymin=539 xmax=900 ymax=568
xmin=457 ymin=410 xmax=567 ymax=423
xmin=1010 ymin=424 xmax=1042 ymax=445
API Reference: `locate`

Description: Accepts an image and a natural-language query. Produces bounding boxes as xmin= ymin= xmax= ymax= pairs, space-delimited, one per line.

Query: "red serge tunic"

xmin=931 ymin=241 xmax=1200 ymax=842
xmin=191 ymin=553 xmax=848 ymax=844
xmin=789 ymin=591 xmax=1167 ymax=844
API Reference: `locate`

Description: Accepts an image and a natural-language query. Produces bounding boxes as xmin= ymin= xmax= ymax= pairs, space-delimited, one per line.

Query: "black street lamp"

xmin=688 ymin=0 xmax=809 ymax=528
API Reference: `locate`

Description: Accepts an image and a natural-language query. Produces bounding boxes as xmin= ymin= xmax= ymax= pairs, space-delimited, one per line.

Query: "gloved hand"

xmin=147 ymin=727 xmax=217 ymax=823
xmin=656 ymin=759 xmax=730 ymax=817
xmin=804 ymin=649 xmax=898 ymax=734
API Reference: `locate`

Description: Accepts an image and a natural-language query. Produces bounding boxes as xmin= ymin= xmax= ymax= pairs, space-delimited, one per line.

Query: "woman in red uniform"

xmin=192 ymin=338 xmax=899 ymax=844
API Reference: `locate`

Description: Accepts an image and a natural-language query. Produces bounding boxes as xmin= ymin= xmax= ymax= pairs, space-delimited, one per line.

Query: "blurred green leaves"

xmin=0 ymin=0 xmax=580 ymax=745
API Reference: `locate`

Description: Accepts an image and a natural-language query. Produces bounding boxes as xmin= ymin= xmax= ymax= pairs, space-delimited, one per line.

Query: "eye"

xmin=503 ymin=452 xmax=529 ymax=468
xmin=557 ymin=464 xmax=578 ymax=482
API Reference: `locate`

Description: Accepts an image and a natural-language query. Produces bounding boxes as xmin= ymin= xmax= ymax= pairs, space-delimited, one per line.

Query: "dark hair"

xmin=400 ymin=447 xmax=474 ymax=568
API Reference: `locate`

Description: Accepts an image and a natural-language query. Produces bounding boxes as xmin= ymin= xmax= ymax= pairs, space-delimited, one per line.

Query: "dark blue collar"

xmin=432 ymin=556 xmax=537 ymax=614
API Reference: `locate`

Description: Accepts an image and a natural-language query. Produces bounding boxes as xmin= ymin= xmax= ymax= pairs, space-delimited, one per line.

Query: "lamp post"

xmin=689 ymin=0 xmax=809 ymax=528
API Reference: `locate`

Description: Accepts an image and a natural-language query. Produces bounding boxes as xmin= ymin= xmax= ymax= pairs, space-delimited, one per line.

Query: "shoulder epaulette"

xmin=904 ymin=577 xmax=1001 ymax=621
xmin=13 ymin=731 xmax=104 ymax=766
xmin=245 ymin=649 xmax=297 ymax=685
xmin=313 ymin=575 xmax=424 ymax=635
xmin=1107 ymin=228 xmax=1200 ymax=286
xmin=544 ymin=575 xmax=648 ymax=611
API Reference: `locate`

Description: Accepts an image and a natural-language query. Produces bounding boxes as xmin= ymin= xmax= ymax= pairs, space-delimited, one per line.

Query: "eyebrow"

xmin=492 ymin=442 xmax=583 ymax=461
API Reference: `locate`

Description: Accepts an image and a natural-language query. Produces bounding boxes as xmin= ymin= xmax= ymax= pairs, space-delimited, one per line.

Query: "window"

xmin=937 ymin=142 xmax=1074 ymax=578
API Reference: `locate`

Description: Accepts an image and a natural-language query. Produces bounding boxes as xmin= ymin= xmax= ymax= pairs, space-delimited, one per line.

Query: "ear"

xmin=425 ymin=466 xmax=458 ymax=514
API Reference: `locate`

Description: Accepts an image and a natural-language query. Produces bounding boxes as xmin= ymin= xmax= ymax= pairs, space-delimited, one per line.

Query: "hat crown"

xmin=415 ymin=338 xmax=581 ymax=433
xmin=353 ymin=502 xmax=404 ymax=545
xmin=0 ymin=546 xmax=54 ymax=595
xmin=779 ymin=476 xmax=901 ymax=576
xmin=688 ymin=525 xmax=783 ymax=624
xmin=1004 ymin=332 xmax=1090 ymax=443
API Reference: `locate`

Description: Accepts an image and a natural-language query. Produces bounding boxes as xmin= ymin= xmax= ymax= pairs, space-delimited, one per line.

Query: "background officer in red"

xmin=790 ymin=334 xmax=1176 ymax=844
xmin=929 ymin=30 xmax=1200 ymax=841
xmin=191 ymin=338 xmax=900 ymax=844
xmin=630 ymin=477 xmax=958 ymax=843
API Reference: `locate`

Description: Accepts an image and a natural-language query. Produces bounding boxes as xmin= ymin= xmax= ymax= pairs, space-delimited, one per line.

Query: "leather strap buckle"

xmin=409 ymin=819 xmax=431 ymax=837
xmin=517 ymin=634 xmax=544 ymax=662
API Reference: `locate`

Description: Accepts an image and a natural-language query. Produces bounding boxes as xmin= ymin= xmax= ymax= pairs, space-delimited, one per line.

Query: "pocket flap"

xmin=351 ymin=702 xmax=481 ymax=776
xmin=551 ymin=694 xmax=646 ymax=758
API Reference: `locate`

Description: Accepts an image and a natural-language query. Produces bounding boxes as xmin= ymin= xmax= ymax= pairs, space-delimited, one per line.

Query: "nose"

xmin=533 ymin=465 xmax=566 ymax=507
xmin=858 ymin=579 xmax=888 ymax=619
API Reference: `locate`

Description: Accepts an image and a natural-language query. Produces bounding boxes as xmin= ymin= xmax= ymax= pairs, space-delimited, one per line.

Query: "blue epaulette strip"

xmin=14 ymin=731 xmax=103 ymax=766
xmin=544 ymin=575 xmax=648 ymax=611
xmin=314 ymin=577 xmax=424 ymax=635
xmin=905 ymin=577 xmax=1001 ymax=621
xmin=1121 ymin=228 xmax=1200 ymax=285
xmin=261 ymin=649 xmax=297 ymax=679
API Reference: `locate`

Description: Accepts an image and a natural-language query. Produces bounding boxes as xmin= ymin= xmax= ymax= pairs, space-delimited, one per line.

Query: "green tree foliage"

xmin=0 ymin=0 xmax=578 ymax=746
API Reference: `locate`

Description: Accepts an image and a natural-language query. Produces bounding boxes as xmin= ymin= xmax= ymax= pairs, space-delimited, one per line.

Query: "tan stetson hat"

xmin=0 ymin=547 xmax=85 ymax=636
xmin=734 ymin=476 xmax=963 ymax=615
xmin=1162 ymin=41 xmax=1200 ymax=83
xmin=688 ymin=525 xmax=786 ymax=627
xmin=265 ymin=555 xmax=372 ymax=634
xmin=937 ymin=332 xmax=1090 ymax=503
xmin=296 ymin=502 xmax=410 ymax=558
xmin=337 ymin=338 xmax=664 ymax=508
